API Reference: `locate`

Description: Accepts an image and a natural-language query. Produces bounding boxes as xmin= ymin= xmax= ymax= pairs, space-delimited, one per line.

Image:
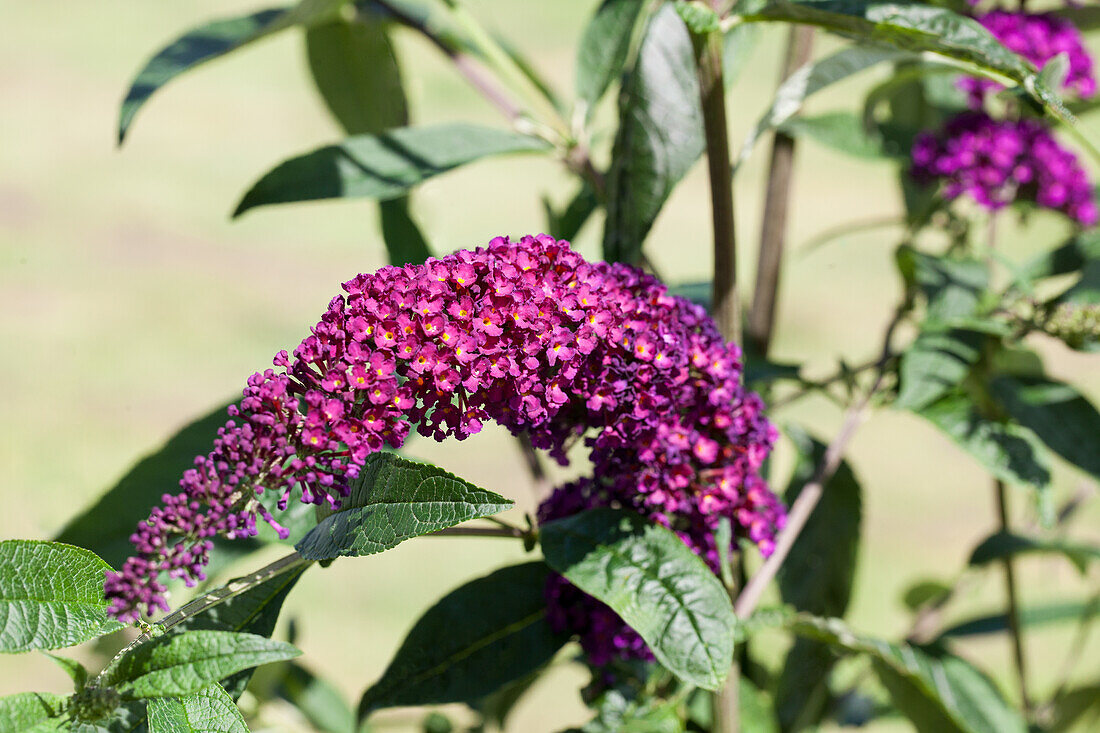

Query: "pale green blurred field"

xmin=2 ymin=2 xmax=1098 ymax=731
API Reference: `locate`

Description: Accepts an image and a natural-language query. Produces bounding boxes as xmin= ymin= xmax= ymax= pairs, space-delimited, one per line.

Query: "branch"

xmin=747 ymin=25 xmax=815 ymax=356
xmin=995 ymin=479 xmax=1032 ymax=712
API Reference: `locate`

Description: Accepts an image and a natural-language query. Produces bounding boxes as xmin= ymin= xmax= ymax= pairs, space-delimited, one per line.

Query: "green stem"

xmin=95 ymin=551 xmax=313 ymax=684
xmin=995 ymin=479 xmax=1032 ymax=714
xmin=440 ymin=0 xmax=569 ymax=140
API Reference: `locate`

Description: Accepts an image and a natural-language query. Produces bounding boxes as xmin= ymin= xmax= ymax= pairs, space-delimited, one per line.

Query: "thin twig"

xmin=747 ymin=25 xmax=815 ymax=356
xmin=995 ymin=479 xmax=1032 ymax=713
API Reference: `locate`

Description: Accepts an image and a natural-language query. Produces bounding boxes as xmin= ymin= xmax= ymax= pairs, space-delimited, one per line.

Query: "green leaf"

xmin=306 ymin=15 xmax=408 ymax=136
xmin=675 ymin=1 xmax=721 ymax=34
xmin=118 ymin=7 xmax=290 ymax=142
xmin=172 ymin=564 xmax=306 ymax=700
xmin=603 ymin=4 xmax=704 ymax=264
xmin=0 ymin=540 xmax=124 ymax=653
xmin=43 ymin=651 xmax=89 ymax=691
xmin=358 ymin=562 xmax=567 ymax=717
xmin=901 ymin=579 xmax=952 ymax=612
xmin=54 ymin=400 xmax=262 ymax=570
xmin=378 ymin=198 xmax=433 ymax=266
xmin=1019 ymin=229 xmax=1100 ymax=282
xmin=233 ymin=123 xmax=549 ymax=217
xmin=469 ymin=668 xmax=542 ymax=732
xmin=775 ymin=427 xmax=862 ymax=731
xmin=991 ymin=376 xmax=1100 ymax=482
xmin=0 ymin=692 xmax=69 ymax=732
xmin=737 ymin=46 xmax=907 ymax=169
xmin=540 ymin=508 xmax=735 ymax=690
xmin=544 ymin=184 xmax=599 ymax=243
xmin=146 ymin=683 xmax=247 ymax=733
xmin=777 ymin=111 xmax=895 ymax=159
xmin=968 ymin=531 xmax=1099 ymax=575
xmin=918 ymin=393 xmax=1051 ymax=490
xmin=1049 ymin=684 xmax=1100 ymax=733
xmin=722 ymin=22 xmax=759 ymax=88
xmin=896 ymin=329 xmax=983 ymax=411
xmin=579 ymin=688 xmax=683 ymax=733
xmin=576 ymin=0 xmax=648 ymax=113
xmin=939 ymin=599 xmax=1097 ymax=638
xmin=738 ymin=0 xmax=1069 ymax=120
xmin=274 ymin=662 xmax=354 ymax=733
xmin=787 ymin=614 xmax=1026 ymax=733
xmin=103 ymin=630 xmax=300 ymax=699
xmin=896 ymin=246 xmax=989 ymax=325
xmin=295 ymin=452 xmax=512 ymax=561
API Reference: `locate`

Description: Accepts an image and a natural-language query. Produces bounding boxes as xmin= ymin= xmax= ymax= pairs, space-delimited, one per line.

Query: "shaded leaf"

xmin=544 ymin=184 xmax=599 ymax=243
xmin=233 ymin=124 xmax=549 ymax=217
xmin=103 ymin=630 xmax=300 ymax=699
xmin=576 ymin=0 xmax=648 ymax=113
xmin=902 ymin=579 xmax=952 ymax=612
xmin=358 ymin=562 xmax=567 ymax=717
xmin=739 ymin=0 xmax=1068 ymax=120
xmin=1019 ymin=229 xmax=1100 ymax=282
xmin=918 ymin=393 xmax=1051 ymax=490
xmin=939 ymin=599 xmax=1097 ymax=638
xmin=173 ymin=564 xmax=306 ymax=700
xmin=788 ymin=614 xmax=1026 ymax=733
xmin=274 ymin=662 xmax=354 ymax=733
xmin=306 ymin=15 xmax=408 ymax=136
xmin=990 ymin=375 xmax=1100 ymax=482
xmin=0 ymin=692 xmax=68 ymax=732
xmin=295 ymin=452 xmax=512 ymax=561
xmin=896 ymin=329 xmax=983 ymax=411
xmin=379 ymin=198 xmax=433 ymax=266
xmin=603 ymin=5 xmax=703 ymax=264
xmin=776 ymin=427 xmax=862 ymax=731
xmin=54 ymin=401 xmax=265 ymax=570
xmin=777 ymin=111 xmax=898 ymax=159
xmin=540 ymin=508 xmax=735 ymax=690
xmin=738 ymin=47 xmax=907 ymax=168
xmin=968 ymin=531 xmax=1099 ymax=574
xmin=896 ymin=246 xmax=989 ymax=325
xmin=1049 ymin=684 xmax=1100 ymax=733
xmin=146 ymin=683 xmax=247 ymax=733
xmin=0 ymin=540 xmax=124 ymax=653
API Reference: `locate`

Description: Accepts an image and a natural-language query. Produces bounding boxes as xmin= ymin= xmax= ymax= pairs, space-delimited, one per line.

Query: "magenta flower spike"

xmin=105 ymin=235 xmax=782 ymax=665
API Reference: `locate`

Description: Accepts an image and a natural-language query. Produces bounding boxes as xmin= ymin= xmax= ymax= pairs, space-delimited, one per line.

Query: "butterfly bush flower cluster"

xmin=910 ymin=9 xmax=1097 ymax=225
xmin=911 ymin=112 xmax=1099 ymax=225
xmin=106 ymin=234 xmax=783 ymax=671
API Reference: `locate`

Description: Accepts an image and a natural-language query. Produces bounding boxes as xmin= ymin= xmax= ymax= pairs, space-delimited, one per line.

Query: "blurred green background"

xmin=1 ymin=1 xmax=1098 ymax=730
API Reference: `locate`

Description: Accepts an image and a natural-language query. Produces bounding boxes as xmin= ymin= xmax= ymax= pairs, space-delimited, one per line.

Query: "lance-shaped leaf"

xmin=1019 ymin=229 xmax=1100 ymax=282
xmin=173 ymin=564 xmax=306 ymax=700
xmin=788 ymin=614 xmax=1026 ymax=733
xmin=358 ymin=562 xmax=567 ymax=718
xmin=540 ymin=508 xmax=736 ymax=690
xmin=544 ymin=184 xmax=599 ymax=243
xmin=737 ymin=0 xmax=1069 ymax=120
xmin=305 ymin=14 xmax=432 ymax=267
xmin=990 ymin=376 xmax=1100 ymax=481
xmin=118 ymin=0 xmax=347 ymax=143
xmin=737 ymin=46 xmax=907 ymax=168
xmin=918 ymin=393 xmax=1051 ymax=491
xmin=896 ymin=246 xmax=989 ymax=325
xmin=233 ymin=123 xmax=549 ymax=217
xmin=274 ymin=663 xmax=355 ymax=733
xmin=603 ymin=4 xmax=704 ymax=264
xmin=102 ymin=630 xmax=300 ymax=699
xmin=0 ymin=540 xmax=124 ymax=653
xmin=969 ymin=531 xmax=1100 ymax=575
xmin=777 ymin=111 xmax=905 ymax=159
xmin=940 ymin=599 xmax=1097 ymax=638
xmin=896 ymin=329 xmax=983 ymax=411
xmin=775 ymin=427 xmax=862 ymax=731
xmin=54 ymin=400 xmax=263 ymax=570
xmin=0 ymin=692 xmax=68 ymax=732
xmin=295 ymin=452 xmax=513 ymax=561
xmin=146 ymin=683 xmax=247 ymax=733
xmin=576 ymin=0 xmax=648 ymax=114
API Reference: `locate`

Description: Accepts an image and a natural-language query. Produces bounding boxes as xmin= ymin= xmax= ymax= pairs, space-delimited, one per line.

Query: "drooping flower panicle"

xmin=911 ymin=112 xmax=1098 ymax=225
xmin=105 ymin=235 xmax=781 ymax=669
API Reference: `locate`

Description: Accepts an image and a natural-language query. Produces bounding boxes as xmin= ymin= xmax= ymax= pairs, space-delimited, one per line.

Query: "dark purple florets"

xmin=910 ymin=112 xmax=1098 ymax=225
xmin=105 ymin=235 xmax=782 ymax=670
